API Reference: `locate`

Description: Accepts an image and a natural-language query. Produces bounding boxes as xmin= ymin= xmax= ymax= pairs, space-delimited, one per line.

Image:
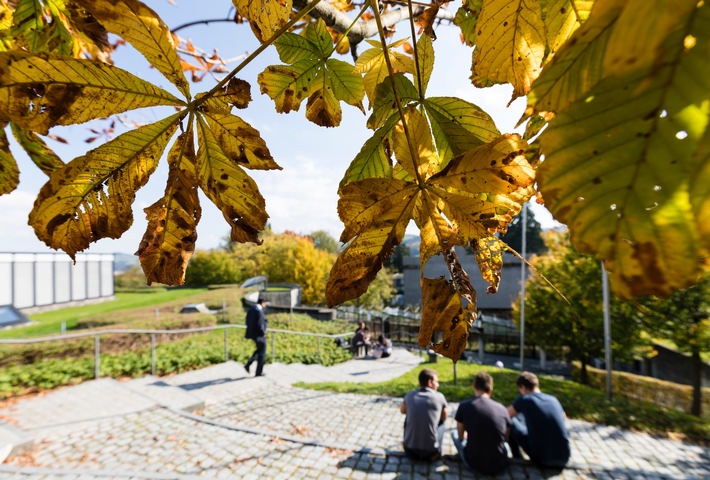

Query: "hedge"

xmin=572 ymin=362 xmax=710 ymax=416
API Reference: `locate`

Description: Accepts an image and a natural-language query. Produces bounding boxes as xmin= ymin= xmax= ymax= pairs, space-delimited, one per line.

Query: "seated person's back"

xmin=401 ymin=368 xmax=448 ymax=461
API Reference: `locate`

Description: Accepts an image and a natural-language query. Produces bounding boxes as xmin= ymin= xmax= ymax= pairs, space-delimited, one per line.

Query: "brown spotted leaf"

xmin=136 ymin=132 xmax=201 ymax=286
xmin=28 ymin=114 xmax=181 ymax=258
xmin=75 ymin=0 xmax=190 ymax=97
xmin=233 ymin=0 xmax=292 ymax=43
xmin=419 ymin=255 xmax=476 ymax=361
xmin=0 ymin=125 xmax=19 ymax=194
xmin=427 ymin=134 xmax=535 ymax=242
xmin=196 ymin=116 xmax=269 ymax=244
xmin=0 ymin=51 xmax=184 ymax=135
xmin=199 ymin=80 xmax=280 ymax=171
xmin=326 ymin=178 xmax=418 ymax=306
xmin=472 ymin=235 xmax=505 ymax=293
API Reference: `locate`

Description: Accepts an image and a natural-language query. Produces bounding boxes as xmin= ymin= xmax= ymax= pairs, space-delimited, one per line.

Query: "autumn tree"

xmin=308 ymin=230 xmax=341 ymax=254
xmin=499 ymin=206 xmax=547 ymax=255
xmin=184 ymin=249 xmax=242 ymax=286
xmin=0 ymin=0 xmax=708 ymax=362
xmin=513 ymin=230 xmax=653 ymax=383
xmin=638 ymin=276 xmax=710 ymax=416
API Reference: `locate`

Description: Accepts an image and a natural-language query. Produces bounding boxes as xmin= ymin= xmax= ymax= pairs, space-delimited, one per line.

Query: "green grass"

xmin=0 ymin=287 xmax=208 ymax=339
xmin=297 ymin=358 xmax=710 ymax=446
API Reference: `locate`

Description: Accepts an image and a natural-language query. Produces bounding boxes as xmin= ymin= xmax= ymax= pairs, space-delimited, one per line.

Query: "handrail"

xmin=0 ymin=325 xmax=355 ymax=378
xmin=0 ymin=324 xmax=352 ymax=345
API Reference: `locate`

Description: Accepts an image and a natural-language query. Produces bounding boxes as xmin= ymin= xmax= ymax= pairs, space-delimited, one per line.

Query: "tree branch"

xmin=292 ymin=0 xmax=454 ymax=54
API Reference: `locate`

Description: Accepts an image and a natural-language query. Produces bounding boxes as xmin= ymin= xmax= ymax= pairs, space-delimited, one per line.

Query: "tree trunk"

xmin=580 ymin=357 xmax=588 ymax=385
xmin=691 ymin=349 xmax=702 ymax=416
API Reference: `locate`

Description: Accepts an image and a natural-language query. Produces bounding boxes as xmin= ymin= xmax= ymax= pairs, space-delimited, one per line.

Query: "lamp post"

xmin=519 ymin=202 xmax=527 ymax=371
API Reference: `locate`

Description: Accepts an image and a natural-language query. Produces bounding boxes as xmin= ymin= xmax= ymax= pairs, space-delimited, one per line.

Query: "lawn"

xmin=0 ymin=287 xmax=209 ymax=339
xmin=297 ymin=357 xmax=710 ymax=446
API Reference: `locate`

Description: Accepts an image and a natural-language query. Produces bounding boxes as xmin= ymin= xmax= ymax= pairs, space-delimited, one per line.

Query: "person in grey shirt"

xmin=400 ymin=368 xmax=448 ymax=461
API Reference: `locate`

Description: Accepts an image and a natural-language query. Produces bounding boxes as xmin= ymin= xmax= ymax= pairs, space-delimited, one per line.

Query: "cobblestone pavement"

xmin=0 ymin=349 xmax=708 ymax=479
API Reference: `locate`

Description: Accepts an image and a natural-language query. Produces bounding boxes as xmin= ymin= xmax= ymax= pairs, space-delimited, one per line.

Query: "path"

xmin=0 ymin=349 xmax=708 ymax=479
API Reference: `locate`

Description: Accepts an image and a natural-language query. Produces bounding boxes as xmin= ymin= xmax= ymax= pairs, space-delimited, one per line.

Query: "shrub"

xmin=572 ymin=362 xmax=710 ymax=417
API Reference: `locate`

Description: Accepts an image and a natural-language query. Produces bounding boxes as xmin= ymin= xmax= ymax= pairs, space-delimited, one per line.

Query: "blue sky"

xmin=0 ymin=1 xmax=561 ymax=255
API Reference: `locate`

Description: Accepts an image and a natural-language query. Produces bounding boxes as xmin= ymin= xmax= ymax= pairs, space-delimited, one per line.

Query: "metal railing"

xmin=0 ymin=325 xmax=353 ymax=379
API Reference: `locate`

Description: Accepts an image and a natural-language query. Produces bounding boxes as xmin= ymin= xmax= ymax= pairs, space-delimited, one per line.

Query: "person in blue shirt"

xmin=507 ymin=371 xmax=571 ymax=468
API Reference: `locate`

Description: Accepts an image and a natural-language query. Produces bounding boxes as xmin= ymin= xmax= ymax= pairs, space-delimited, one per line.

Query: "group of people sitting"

xmin=401 ymin=368 xmax=570 ymax=474
xmin=351 ymin=321 xmax=392 ymax=359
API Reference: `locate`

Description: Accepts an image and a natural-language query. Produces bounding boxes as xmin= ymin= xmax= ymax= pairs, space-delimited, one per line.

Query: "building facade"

xmin=0 ymin=252 xmax=115 ymax=312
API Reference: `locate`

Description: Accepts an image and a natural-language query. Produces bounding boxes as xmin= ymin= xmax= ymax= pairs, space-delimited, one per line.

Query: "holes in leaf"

xmin=653 ymin=185 xmax=661 ymax=191
xmin=676 ymin=131 xmax=688 ymax=140
xmin=660 ymin=110 xmax=668 ymax=118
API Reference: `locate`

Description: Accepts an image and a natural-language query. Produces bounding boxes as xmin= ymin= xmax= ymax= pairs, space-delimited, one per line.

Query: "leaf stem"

xmin=371 ymin=0 xmax=423 ymax=185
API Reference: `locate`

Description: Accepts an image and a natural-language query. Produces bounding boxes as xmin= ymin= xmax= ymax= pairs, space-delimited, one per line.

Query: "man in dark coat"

xmin=244 ymin=296 xmax=268 ymax=376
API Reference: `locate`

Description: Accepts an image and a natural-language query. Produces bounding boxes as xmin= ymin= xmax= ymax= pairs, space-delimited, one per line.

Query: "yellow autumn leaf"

xmin=326 ymin=178 xmax=417 ymax=306
xmin=0 ymin=125 xmax=19 ymax=194
xmin=354 ymin=38 xmax=415 ymax=104
xmin=29 ymin=114 xmax=181 ymax=258
xmin=604 ymin=0 xmax=697 ymax=78
xmin=11 ymin=124 xmax=64 ymax=176
xmin=538 ymin=0 xmax=709 ymax=298
xmin=427 ymin=134 xmax=535 ymax=241
xmin=691 ymin=128 xmax=710 ymax=254
xmin=526 ymin=0 xmax=624 ymax=115
xmin=472 ymin=0 xmax=546 ymax=100
xmin=544 ymin=0 xmax=594 ymax=59
xmin=75 ymin=0 xmax=190 ymax=97
xmin=0 ymin=51 xmax=184 ymax=135
xmin=196 ymin=116 xmax=270 ymax=244
xmin=233 ymin=0 xmax=292 ymax=43
xmin=137 ymin=132 xmax=201 ymax=286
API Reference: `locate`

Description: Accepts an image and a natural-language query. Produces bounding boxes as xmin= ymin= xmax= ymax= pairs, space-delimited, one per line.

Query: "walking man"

xmin=244 ymin=296 xmax=268 ymax=377
xmin=400 ymin=368 xmax=448 ymax=461
xmin=452 ymin=371 xmax=511 ymax=474
xmin=507 ymin=371 xmax=570 ymax=468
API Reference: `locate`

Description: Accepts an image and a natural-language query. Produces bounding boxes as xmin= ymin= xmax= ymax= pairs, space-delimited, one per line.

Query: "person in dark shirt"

xmin=507 ymin=371 xmax=571 ymax=468
xmin=452 ymin=372 xmax=511 ymax=474
xmin=244 ymin=297 xmax=268 ymax=377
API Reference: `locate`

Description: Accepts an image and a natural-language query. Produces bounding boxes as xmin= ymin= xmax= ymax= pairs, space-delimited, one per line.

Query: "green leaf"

xmin=0 ymin=124 xmax=18 ymax=195
xmin=340 ymin=114 xmax=398 ymax=188
xmin=11 ymin=123 xmax=64 ymax=175
xmin=423 ymin=96 xmax=501 ymax=164
xmin=75 ymin=0 xmax=190 ymax=98
xmin=472 ymin=0 xmax=546 ymax=100
xmin=354 ymin=38 xmax=415 ymax=104
xmin=137 ymin=131 xmax=201 ymax=286
xmin=537 ymin=1 xmax=710 ymax=298
xmin=366 ymin=73 xmax=418 ymax=130
xmin=258 ymin=19 xmax=364 ymax=127
xmin=196 ymin=116 xmax=269 ymax=244
xmin=413 ymin=33 xmax=434 ymax=96
xmin=28 ymin=114 xmax=181 ymax=258
xmin=455 ymin=0 xmax=482 ymax=46
xmin=0 ymin=51 xmax=184 ymax=135
xmin=12 ymin=0 xmax=75 ymax=56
